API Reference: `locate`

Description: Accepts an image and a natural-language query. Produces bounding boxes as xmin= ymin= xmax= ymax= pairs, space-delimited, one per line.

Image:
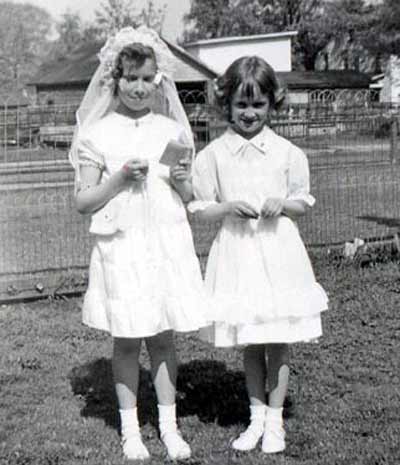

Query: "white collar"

xmin=114 ymin=110 xmax=155 ymax=126
xmin=224 ymin=126 xmax=270 ymax=155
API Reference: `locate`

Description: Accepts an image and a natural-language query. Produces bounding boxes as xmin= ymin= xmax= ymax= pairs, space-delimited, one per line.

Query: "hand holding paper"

xmin=170 ymin=157 xmax=191 ymax=184
xmin=159 ymin=140 xmax=192 ymax=167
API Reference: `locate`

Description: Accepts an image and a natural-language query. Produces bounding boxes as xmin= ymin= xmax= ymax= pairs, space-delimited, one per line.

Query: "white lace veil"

xmin=69 ymin=26 xmax=194 ymax=190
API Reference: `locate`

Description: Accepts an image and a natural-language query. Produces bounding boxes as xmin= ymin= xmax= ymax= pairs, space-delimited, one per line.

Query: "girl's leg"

xmin=145 ymin=330 xmax=191 ymax=460
xmin=266 ymin=343 xmax=289 ymax=408
xmin=232 ymin=344 xmax=267 ymax=451
xmin=244 ymin=344 xmax=267 ymax=405
xmin=262 ymin=343 xmax=289 ymax=454
xmin=112 ymin=337 xmax=150 ymax=460
xmin=113 ymin=337 xmax=142 ymax=408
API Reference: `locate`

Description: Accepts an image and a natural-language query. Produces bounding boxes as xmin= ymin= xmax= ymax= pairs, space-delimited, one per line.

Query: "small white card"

xmin=159 ymin=140 xmax=192 ymax=167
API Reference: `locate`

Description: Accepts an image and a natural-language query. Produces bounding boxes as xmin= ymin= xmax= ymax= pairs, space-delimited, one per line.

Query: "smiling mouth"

xmin=241 ymin=119 xmax=258 ymax=125
xmin=127 ymin=95 xmax=146 ymax=101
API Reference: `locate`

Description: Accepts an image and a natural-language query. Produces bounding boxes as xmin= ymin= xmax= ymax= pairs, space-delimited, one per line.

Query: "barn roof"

xmin=31 ymin=39 xmax=217 ymax=87
xmin=185 ymin=31 xmax=298 ymax=48
xmin=0 ymin=89 xmax=30 ymax=108
xmin=278 ymin=70 xmax=372 ymax=90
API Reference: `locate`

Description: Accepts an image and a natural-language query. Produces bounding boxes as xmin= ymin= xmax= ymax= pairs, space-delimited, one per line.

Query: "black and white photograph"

xmin=0 ymin=0 xmax=398 ymax=464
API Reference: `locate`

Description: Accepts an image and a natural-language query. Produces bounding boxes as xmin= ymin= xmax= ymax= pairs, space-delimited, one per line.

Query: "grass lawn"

xmin=1 ymin=252 xmax=399 ymax=465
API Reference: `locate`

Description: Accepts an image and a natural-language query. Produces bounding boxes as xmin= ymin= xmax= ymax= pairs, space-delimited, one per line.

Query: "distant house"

xmin=0 ymin=89 xmax=31 ymax=109
xmin=279 ymin=70 xmax=373 ymax=105
xmin=184 ymin=33 xmax=372 ymax=106
xmin=184 ymin=31 xmax=298 ymax=74
xmin=28 ymin=38 xmax=217 ymax=107
xmin=374 ymin=55 xmax=400 ymax=104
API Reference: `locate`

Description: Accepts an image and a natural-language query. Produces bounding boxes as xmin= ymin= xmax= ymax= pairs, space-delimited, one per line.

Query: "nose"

xmin=243 ymin=110 xmax=257 ymax=120
xmin=135 ymin=79 xmax=146 ymax=97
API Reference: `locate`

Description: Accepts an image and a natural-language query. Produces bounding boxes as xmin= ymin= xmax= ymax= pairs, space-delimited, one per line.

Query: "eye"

xmin=124 ymin=76 xmax=138 ymax=83
xmin=144 ymin=76 xmax=155 ymax=83
xmin=235 ymin=102 xmax=247 ymax=109
xmin=253 ymin=101 xmax=268 ymax=109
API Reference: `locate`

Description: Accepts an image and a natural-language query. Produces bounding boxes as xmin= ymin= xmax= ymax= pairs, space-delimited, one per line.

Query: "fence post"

xmin=390 ymin=115 xmax=398 ymax=164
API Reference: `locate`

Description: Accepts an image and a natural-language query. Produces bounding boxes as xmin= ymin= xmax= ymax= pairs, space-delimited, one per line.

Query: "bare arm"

xmin=75 ymin=159 xmax=148 ymax=214
xmin=195 ymin=201 xmax=259 ymax=222
xmin=282 ymin=199 xmax=308 ymax=218
xmin=261 ymin=198 xmax=308 ymax=220
xmin=169 ymin=159 xmax=193 ymax=203
xmin=170 ymin=179 xmax=193 ymax=203
xmin=75 ymin=166 xmax=125 ymax=214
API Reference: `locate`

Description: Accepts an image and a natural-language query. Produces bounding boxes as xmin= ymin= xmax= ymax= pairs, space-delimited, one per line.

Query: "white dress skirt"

xmin=83 ymin=216 xmax=208 ymax=338
xmin=77 ymin=111 xmax=208 ymax=338
xmin=189 ymin=126 xmax=328 ymax=347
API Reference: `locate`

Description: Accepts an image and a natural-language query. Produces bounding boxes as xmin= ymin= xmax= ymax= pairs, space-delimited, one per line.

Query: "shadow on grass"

xmin=177 ymin=359 xmax=296 ymax=425
xmin=177 ymin=359 xmax=248 ymax=426
xmin=69 ymin=358 xmax=295 ymax=433
xmin=68 ymin=358 xmax=156 ymax=430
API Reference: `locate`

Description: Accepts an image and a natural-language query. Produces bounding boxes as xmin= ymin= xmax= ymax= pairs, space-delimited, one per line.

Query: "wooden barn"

xmin=28 ymin=39 xmax=217 ymax=107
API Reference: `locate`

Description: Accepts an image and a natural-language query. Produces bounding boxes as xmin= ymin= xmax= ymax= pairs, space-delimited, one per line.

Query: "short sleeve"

xmin=187 ymin=145 xmax=220 ymax=213
xmin=287 ymin=145 xmax=315 ymax=207
xmin=77 ymin=135 xmax=105 ymax=170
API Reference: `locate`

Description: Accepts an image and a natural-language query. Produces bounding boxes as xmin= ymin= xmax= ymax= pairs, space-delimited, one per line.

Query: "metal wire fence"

xmin=1 ymin=95 xmax=400 ymax=299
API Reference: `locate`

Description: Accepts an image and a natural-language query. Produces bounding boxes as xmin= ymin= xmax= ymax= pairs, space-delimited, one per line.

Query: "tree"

xmin=0 ymin=2 xmax=53 ymax=92
xmin=183 ymin=0 xmax=269 ymax=43
xmin=360 ymin=0 xmax=400 ymax=58
xmin=320 ymin=0 xmax=382 ymax=72
xmin=140 ymin=0 xmax=166 ymax=33
xmin=261 ymin=0 xmax=337 ymax=70
xmin=182 ymin=0 xmax=338 ymax=70
xmin=93 ymin=0 xmax=166 ymax=39
xmin=49 ymin=9 xmax=85 ymax=59
xmin=94 ymin=0 xmax=138 ymax=36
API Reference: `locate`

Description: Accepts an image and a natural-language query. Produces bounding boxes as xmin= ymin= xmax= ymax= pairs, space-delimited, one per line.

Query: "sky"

xmin=8 ymin=0 xmax=191 ymax=41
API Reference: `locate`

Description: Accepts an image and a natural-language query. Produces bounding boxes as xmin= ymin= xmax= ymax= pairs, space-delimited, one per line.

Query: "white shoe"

xmin=122 ymin=434 xmax=150 ymax=461
xmin=261 ymin=422 xmax=286 ymax=454
xmin=161 ymin=431 xmax=191 ymax=461
xmin=232 ymin=426 xmax=263 ymax=451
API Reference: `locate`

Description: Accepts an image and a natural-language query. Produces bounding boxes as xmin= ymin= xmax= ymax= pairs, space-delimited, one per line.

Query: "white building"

xmin=184 ymin=31 xmax=298 ymax=74
xmin=375 ymin=55 xmax=400 ymax=104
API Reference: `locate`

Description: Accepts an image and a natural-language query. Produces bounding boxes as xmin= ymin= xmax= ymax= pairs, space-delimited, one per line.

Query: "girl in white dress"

xmin=189 ymin=56 xmax=328 ymax=454
xmin=69 ymin=26 xmax=207 ymax=462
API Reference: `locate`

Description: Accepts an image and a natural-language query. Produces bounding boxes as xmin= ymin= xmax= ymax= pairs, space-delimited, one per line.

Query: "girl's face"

xmin=230 ymin=83 xmax=271 ymax=139
xmin=117 ymin=57 xmax=158 ymax=115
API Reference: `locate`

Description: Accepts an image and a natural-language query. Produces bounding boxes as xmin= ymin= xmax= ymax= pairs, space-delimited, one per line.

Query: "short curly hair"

xmin=112 ymin=43 xmax=157 ymax=95
xmin=214 ymin=56 xmax=286 ymax=121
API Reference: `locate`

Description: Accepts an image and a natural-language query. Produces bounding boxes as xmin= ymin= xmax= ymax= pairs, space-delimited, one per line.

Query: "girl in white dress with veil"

xmin=70 ymin=26 xmax=207 ymax=462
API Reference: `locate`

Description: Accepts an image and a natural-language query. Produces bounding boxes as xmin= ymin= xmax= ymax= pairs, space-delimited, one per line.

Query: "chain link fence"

xmin=1 ymin=92 xmax=400 ymax=299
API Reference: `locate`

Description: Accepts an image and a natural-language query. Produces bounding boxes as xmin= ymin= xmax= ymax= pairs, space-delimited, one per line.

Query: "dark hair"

xmin=214 ymin=56 xmax=286 ymax=120
xmin=112 ymin=43 xmax=157 ymax=95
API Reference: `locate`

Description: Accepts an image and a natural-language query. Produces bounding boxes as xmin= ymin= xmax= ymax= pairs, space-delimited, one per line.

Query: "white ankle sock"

xmin=158 ymin=404 xmax=191 ymax=460
xmin=232 ymin=404 xmax=266 ymax=451
xmin=262 ymin=406 xmax=285 ymax=454
xmin=119 ymin=408 xmax=150 ymax=460
xmin=265 ymin=406 xmax=283 ymax=424
xmin=119 ymin=407 xmax=140 ymax=437
xmin=248 ymin=404 xmax=267 ymax=431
